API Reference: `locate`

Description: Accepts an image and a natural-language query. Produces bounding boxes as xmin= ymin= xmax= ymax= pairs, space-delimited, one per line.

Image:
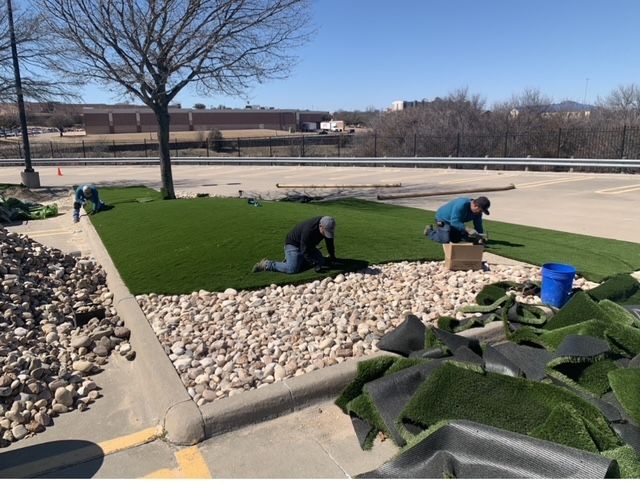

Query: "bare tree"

xmin=0 ymin=109 xmax=19 ymax=136
xmin=47 ymin=112 xmax=80 ymax=136
xmin=597 ymin=84 xmax=640 ymax=126
xmin=37 ymin=0 xmax=312 ymax=198
xmin=0 ymin=4 xmax=74 ymax=102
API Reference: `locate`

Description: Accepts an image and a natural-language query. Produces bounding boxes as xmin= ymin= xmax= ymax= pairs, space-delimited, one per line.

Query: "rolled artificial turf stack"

xmin=398 ymin=363 xmax=621 ymax=452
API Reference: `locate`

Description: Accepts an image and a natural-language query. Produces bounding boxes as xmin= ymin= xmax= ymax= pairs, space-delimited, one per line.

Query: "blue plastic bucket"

xmin=541 ymin=263 xmax=577 ymax=308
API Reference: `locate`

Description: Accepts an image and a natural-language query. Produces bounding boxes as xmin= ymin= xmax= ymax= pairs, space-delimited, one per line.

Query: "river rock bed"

xmin=138 ymin=261 xmax=596 ymax=406
xmin=0 ymin=228 xmax=133 ymax=448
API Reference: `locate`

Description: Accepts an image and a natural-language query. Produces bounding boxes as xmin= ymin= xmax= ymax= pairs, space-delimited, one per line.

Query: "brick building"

xmin=82 ymin=107 xmax=329 ymax=134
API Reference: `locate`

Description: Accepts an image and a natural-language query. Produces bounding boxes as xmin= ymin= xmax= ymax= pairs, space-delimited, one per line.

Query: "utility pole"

xmin=583 ymin=78 xmax=590 ymax=105
xmin=7 ymin=0 xmax=40 ymax=187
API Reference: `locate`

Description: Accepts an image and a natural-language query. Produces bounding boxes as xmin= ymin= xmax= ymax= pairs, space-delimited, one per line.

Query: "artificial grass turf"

xmin=512 ymin=318 xmax=640 ymax=356
xmin=602 ymin=445 xmax=640 ymax=478
xmin=398 ymin=363 xmax=621 ymax=452
xmin=588 ymin=273 xmax=640 ymax=305
xmin=543 ymin=292 xmax=612 ymax=331
xmin=608 ymin=368 xmax=640 ymax=424
xmin=481 ymin=218 xmax=640 ymax=282
xmin=528 ymin=404 xmax=600 ymax=453
xmin=90 ymin=187 xmax=640 ymax=294
xmin=547 ymin=358 xmax=618 ymax=397
xmin=334 ymin=356 xmax=398 ymax=412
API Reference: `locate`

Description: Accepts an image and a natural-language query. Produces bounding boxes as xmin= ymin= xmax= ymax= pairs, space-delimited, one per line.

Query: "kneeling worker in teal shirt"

xmin=425 ymin=196 xmax=490 ymax=244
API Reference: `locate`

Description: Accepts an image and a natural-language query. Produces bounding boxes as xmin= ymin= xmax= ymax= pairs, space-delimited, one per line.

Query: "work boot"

xmin=73 ymin=215 xmax=79 ymax=223
xmin=252 ymin=259 xmax=270 ymax=273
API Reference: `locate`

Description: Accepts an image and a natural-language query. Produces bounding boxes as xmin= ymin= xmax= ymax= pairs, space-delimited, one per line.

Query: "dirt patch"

xmin=1 ymin=186 xmax=72 ymax=203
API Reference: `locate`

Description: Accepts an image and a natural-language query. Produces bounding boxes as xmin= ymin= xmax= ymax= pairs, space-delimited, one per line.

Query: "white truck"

xmin=319 ymin=120 xmax=346 ymax=133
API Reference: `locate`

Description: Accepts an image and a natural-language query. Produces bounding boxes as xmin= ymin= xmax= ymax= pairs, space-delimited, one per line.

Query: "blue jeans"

xmin=269 ymin=244 xmax=325 ymax=274
xmin=428 ymin=221 xmax=465 ymax=244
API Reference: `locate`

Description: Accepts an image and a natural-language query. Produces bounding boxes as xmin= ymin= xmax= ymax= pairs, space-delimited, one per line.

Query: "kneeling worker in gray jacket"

xmin=253 ymin=216 xmax=336 ymax=273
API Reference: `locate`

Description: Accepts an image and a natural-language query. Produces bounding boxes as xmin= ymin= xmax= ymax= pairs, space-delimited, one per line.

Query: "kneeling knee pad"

xmin=73 ymin=202 xmax=81 ymax=210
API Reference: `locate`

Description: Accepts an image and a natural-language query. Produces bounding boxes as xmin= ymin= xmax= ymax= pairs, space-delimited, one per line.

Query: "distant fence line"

xmin=1 ymin=126 xmax=640 ymax=161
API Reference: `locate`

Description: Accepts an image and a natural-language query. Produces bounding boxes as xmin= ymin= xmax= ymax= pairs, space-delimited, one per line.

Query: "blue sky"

xmin=81 ymin=0 xmax=640 ymax=112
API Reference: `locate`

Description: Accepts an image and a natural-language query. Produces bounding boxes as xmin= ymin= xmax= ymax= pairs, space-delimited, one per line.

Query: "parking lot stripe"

xmin=439 ymin=173 xmax=513 ymax=185
xmin=175 ymin=447 xmax=212 ymax=478
xmin=2 ymin=426 xmax=163 ymax=478
xmin=99 ymin=426 xmax=164 ymax=455
xmin=595 ymin=183 xmax=640 ymax=195
xmin=516 ymin=176 xmax=595 ymax=189
xmin=143 ymin=447 xmax=212 ymax=479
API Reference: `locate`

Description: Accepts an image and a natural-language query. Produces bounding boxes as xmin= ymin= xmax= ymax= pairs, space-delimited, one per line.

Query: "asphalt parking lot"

xmin=1 ymin=164 xmax=638 ymax=242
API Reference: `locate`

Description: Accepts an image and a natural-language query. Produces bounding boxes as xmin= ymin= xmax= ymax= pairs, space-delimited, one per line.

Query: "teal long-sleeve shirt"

xmin=75 ymin=184 xmax=100 ymax=207
xmin=435 ymin=197 xmax=484 ymax=233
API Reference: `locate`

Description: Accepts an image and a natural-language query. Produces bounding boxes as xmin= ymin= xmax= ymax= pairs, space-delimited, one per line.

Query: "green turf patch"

xmin=334 ymin=356 xmax=398 ymax=412
xmin=536 ymin=319 xmax=640 ymax=356
xmin=588 ymin=273 xmax=640 ymax=305
xmin=475 ymin=282 xmax=515 ymax=305
xmin=544 ymin=292 xmax=611 ymax=331
xmin=602 ymin=445 xmax=640 ymax=478
xmin=608 ymin=368 xmax=640 ymax=424
xmin=598 ymin=299 xmax=640 ymax=327
xmin=399 ymin=363 xmax=621 ymax=452
xmin=90 ymin=187 xmax=640 ymax=294
xmin=482 ymin=219 xmax=640 ymax=282
xmin=528 ymin=404 xmax=599 ymax=453
xmin=337 ymin=357 xmax=428 ymax=449
xmin=88 ymin=185 xmax=162 ymax=206
xmin=548 ymin=358 xmax=617 ymax=397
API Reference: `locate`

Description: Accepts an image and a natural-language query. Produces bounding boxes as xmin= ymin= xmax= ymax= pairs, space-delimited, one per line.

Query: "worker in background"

xmin=425 ymin=196 xmax=490 ymax=244
xmin=253 ymin=216 xmax=337 ymax=273
xmin=73 ymin=184 xmax=105 ymax=223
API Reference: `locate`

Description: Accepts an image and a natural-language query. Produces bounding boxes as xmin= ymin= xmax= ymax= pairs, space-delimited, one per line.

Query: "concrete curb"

xmin=80 ymin=212 xmax=512 ymax=445
xmin=80 ymin=215 xmax=203 ymax=445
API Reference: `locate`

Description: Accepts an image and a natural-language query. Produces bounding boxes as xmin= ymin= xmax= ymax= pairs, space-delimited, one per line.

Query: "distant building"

xmin=510 ymin=101 xmax=594 ymax=119
xmin=82 ymin=107 xmax=329 ymax=134
xmin=390 ymin=99 xmax=429 ymax=111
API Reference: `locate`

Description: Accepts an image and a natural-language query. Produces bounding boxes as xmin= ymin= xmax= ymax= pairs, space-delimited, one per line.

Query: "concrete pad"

xmin=0 ymin=353 xmax=158 ymax=455
xmin=41 ymin=439 xmax=176 ymax=478
xmin=200 ymin=402 xmax=396 ymax=478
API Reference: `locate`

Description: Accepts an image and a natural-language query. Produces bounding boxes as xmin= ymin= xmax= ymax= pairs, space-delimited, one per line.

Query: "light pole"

xmin=7 ymin=0 xmax=40 ymax=188
xmin=583 ymin=78 xmax=590 ymax=105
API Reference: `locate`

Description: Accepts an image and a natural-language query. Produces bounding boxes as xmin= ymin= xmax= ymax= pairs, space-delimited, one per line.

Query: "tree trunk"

xmin=155 ymin=108 xmax=176 ymax=199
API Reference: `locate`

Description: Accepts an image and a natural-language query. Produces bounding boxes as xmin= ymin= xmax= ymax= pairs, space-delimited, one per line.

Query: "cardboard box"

xmin=443 ymin=243 xmax=484 ymax=271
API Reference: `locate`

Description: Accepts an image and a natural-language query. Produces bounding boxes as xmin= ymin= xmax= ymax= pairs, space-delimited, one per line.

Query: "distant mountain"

xmin=544 ymin=101 xmax=595 ymax=112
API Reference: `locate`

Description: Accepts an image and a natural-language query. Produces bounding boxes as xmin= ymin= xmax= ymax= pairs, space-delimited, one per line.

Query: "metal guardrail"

xmin=1 ymin=156 xmax=639 ymax=170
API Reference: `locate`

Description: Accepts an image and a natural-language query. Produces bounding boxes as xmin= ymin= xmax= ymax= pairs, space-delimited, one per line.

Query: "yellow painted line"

xmin=596 ymin=183 xmax=640 ymax=195
xmin=516 ymin=176 xmax=595 ymax=189
xmin=142 ymin=446 xmax=212 ymax=479
xmin=175 ymin=447 xmax=213 ymax=478
xmin=144 ymin=469 xmax=177 ymax=479
xmin=439 ymin=173 xmax=513 ymax=185
xmin=99 ymin=426 xmax=164 ymax=455
xmin=2 ymin=426 xmax=163 ymax=478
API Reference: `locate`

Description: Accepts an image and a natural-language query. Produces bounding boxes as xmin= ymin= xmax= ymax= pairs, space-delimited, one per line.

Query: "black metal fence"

xmin=1 ymin=126 xmax=639 ymax=160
